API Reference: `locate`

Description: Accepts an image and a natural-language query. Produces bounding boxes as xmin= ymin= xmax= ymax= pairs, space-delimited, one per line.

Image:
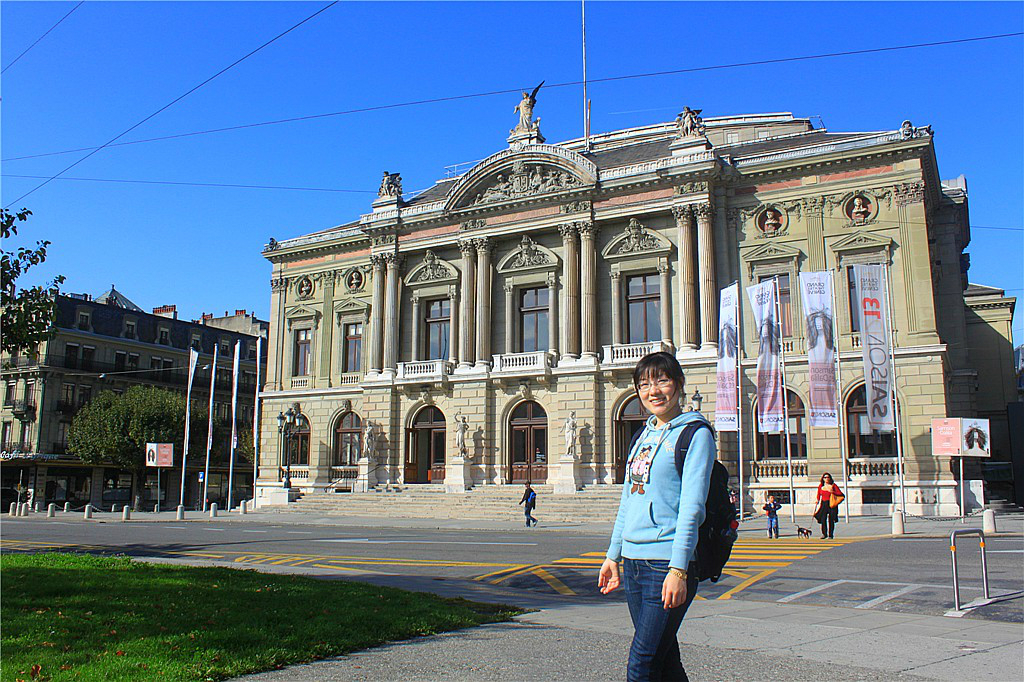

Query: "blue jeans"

xmin=623 ymin=558 xmax=699 ymax=681
xmin=767 ymin=516 xmax=779 ymax=537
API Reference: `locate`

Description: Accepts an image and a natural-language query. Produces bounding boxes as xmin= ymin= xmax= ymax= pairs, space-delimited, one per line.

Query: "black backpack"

xmin=627 ymin=421 xmax=738 ymax=583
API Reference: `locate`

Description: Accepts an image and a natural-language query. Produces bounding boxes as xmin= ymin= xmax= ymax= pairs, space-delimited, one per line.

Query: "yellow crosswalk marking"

xmin=532 ymin=567 xmax=576 ymax=595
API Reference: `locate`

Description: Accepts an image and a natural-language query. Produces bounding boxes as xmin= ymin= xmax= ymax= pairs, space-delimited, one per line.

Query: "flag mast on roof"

xmin=582 ymin=0 xmax=591 ymax=152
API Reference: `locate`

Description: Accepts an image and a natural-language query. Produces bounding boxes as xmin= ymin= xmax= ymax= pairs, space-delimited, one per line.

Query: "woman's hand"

xmin=598 ymin=559 xmax=620 ymax=594
xmin=662 ymin=572 xmax=687 ymax=609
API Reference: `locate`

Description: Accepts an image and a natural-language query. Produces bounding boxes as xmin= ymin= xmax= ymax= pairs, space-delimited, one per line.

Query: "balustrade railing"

xmin=290 ymin=376 xmax=311 ymax=389
xmin=602 ymin=341 xmax=670 ymax=366
xmin=753 ymin=459 xmax=808 ymax=479
xmin=491 ymin=351 xmax=550 ymax=373
xmin=847 ymin=458 xmax=897 ymax=477
xmin=396 ymin=360 xmax=454 ymax=380
xmin=340 ymin=373 xmax=362 ymax=386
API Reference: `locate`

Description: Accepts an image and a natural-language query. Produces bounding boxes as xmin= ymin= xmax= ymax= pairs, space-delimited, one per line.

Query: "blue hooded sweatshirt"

xmin=606 ymin=410 xmax=716 ymax=570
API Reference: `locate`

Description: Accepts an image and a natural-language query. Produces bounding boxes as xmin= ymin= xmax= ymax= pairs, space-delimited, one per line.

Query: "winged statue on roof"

xmin=512 ymin=81 xmax=545 ymax=135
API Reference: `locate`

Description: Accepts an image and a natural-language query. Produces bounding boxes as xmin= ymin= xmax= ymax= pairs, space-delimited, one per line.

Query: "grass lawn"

xmin=1 ymin=553 xmax=521 ymax=682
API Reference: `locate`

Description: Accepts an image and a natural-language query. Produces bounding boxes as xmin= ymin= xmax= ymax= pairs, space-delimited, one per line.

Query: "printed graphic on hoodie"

xmin=629 ymin=445 xmax=654 ymax=494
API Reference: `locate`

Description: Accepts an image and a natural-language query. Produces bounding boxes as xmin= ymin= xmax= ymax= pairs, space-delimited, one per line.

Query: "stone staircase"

xmin=270 ymin=483 xmax=625 ymax=524
xmin=985 ymin=495 xmax=1024 ymax=514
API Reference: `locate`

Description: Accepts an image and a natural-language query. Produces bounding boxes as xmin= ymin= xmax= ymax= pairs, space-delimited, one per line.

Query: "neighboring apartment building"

xmin=0 ymin=287 xmax=268 ymax=509
xmin=256 ymin=105 xmax=1017 ymax=515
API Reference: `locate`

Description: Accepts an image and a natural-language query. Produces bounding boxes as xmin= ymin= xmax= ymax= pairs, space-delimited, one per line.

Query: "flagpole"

xmin=203 ymin=346 xmax=218 ymax=512
xmin=775 ymin=276 xmax=795 ymax=524
xmin=830 ymin=271 xmax=850 ymax=523
xmin=882 ymin=261 xmax=907 ymax=517
xmin=179 ymin=349 xmax=198 ymax=508
xmin=735 ymin=285 xmax=744 ymax=520
xmin=227 ymin=341 xmax=240 ymax=511
xmin=581 ymin=0 xmax=591 ymax=151
xmin=252 ymin=337 xmax=262 ymax=508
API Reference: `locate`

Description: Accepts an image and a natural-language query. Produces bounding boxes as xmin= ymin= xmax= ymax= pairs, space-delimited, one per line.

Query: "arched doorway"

xmin=509 ymin=401 xmax=547 ymax=483
xmin=755 ymin=391 xmax=806 ymax=459
xmin=406 ymin=406 xmax=446 ymax=483
xmin=615 ymin=396 xmax=649 ymax=483
xmin=333 ymin=412 xmax=362 ymax=467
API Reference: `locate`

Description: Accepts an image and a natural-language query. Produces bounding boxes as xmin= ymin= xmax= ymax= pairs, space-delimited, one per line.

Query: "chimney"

xmin=201 ymin=312 xmax=214 ymax=321
xmin=153 ymin=304 xmax=178 ymax=319
xmin=235 ymin=309 xmax=246 ymax=316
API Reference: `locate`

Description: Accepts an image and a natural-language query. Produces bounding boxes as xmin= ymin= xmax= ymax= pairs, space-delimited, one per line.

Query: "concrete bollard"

xmin=122 ymin=507 xmax=131 ymax=521
xmin=84 ymin=505 xmax=93 ymax=520
xmin=64 ymin=502 xmax=71 ymax=513
xmin=983 ymin=509 xmax=997 ymax=534
xmin=19 ymin=503 xmax=29 ymax=517
xmin=47 ymin=504 xmax=56 ymax=518
xmin=111 ymin=504 xmax=119 ymax=513
xmin=239 ymin=499 xmax=247 ymax=514
xmin=9 ymin=502 xmax=17 ymax=517
xmin=154 ymin=504 xmax=160 ymax=513
xmin=209 ymin=503 xmax=218 ymax=518
xmin=176 ymin=505 xmax=185 ymax=520
xmin=891 ymin=509 xmax=905 ymax=535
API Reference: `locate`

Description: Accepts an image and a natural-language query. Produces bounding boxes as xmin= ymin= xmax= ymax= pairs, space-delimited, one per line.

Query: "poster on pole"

xmin=799 ymin=271 xmax=838 ymax=427
xmin=746 ymin=279 xmax=783 ymax=433
xmin=931 ymin=418 xmax=962 ymax=456
xmin=715 ymin=283 xmax=739 ymax=431
xmin=853 ymin=264 xmax=895 ymax=432
xmin=146 ymin=443 xmax=174 ymax=467
xmin=960 ymin=418 xmax=991 ymax=457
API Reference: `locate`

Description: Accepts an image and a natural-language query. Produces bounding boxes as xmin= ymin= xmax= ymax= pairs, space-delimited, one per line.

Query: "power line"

xmin=3 ymin=1 xmax=339 ymax=209
xmin=3 ymin=31 xmax=1020 ymax=163
xmin=2 ymin=174 xmax=376 ymax=194
xmin=1 ymin=1 xmax=84 ymax=75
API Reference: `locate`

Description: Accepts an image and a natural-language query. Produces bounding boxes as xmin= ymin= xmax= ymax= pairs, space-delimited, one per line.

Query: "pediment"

xmin=602 ymin=218 xmax=672 ymax=260
xmin=333 ymin=298 xmax=370 ymax=315
xmin=285 ymin=304 xmax=320 ymax=319
xmin=444 ymin=144 xmax=598 ymax=212
xmin=406 ymin=250 xmax=458 ymax=285
xmin=830 ymin=230 xmax=893 ymax=253
xmin=497 ymin=235 xmax=559 ymax=273
xmin=742 ymin=241 xmax=803 ymax=264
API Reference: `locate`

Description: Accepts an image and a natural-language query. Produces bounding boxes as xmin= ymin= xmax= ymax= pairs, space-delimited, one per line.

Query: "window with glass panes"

xmin=759 ymin=274 xmax=793 ymax=336
xmin=61 ymin=383 xmax=75 ymax=408
xmin=114 ymin=351 xmax=126 ymax=371
xmin=846 ymin=385 xmax=896 ymax=457
xmin=425 ymin=300 xmax=451 ymax=360
xmin=77 ymin=386 xmax=92 ymax=409
xmin=519 ymin=287 xmax=549 ymax=352
xmin=756 ymin=391 xmax=806 ymax=459
xmin=333 ymin=412 xmax=362 ymax=466
xmin=626 ymin=274 xmax=661 ymax=343
xmin=293 ymin=329 xmax=311 ymax=376
xmin=342 ymin=323 xmax=362 ymax=372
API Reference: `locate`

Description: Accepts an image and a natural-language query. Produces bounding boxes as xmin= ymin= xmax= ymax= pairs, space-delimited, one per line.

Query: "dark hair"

xmin=633 ymin=351 xmax=685 ymax=393
xmin=820 ymin=472 xmax=834 ymax=485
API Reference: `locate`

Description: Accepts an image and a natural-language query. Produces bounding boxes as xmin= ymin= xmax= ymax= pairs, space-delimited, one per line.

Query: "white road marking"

xmin=241 ymin=530 xmax=268 ymax=533
xmin=285 ymin=531 xmax=312 ymax=534
xmin=988 ymin=549 xmax=1024 ymax=553
xmin=777 ymin=579 xmax=848 ymax=603
xmin=313 ymin=538 xmax=538 ymax=546
xmin=165 ymin=526 xmax=188 ymax=529
xmin=855 ymin=584 xmax=922 ymax=609
xmin=203 ymin=528 xmax=226 ymax=532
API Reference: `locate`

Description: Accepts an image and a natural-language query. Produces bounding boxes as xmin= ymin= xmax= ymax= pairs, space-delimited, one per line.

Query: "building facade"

xmin=257 ymin=106 xmax=1016 ymax=515
xmin=0 ymin=288 xmax=267 ymax=510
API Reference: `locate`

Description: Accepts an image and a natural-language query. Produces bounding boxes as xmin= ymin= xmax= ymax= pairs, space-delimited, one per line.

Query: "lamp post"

xmin=277 ymin=407 xmax=296 ymax=490
xmin=691 ymin=389 xmax=703 ymax=413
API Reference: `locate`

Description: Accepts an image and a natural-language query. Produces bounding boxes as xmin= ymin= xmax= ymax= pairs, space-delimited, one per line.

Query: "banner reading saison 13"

xmin=746 ymin=279 xmax=784 ymax=432
xmin=799 ymin=271 xmax=838 ymax=427
xmin=853 ymin=264 xmax=895 ymax=432
xmin=715 ymin=283 xmax=739 ymax=431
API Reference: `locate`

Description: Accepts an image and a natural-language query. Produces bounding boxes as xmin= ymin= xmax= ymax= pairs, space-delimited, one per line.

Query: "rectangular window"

xmin=847 ymin=267 xmax=860 ymax=332
xmin=342 ymin=323 xmax=363 ymax=373
xmin=77 ymin=385 xmax=92 ymax=408
xmin=4 ymin=382 xmax=15 ymax=405
xmin=158 ymin=328 xmax=170 ymax=345
xmin=248 ymin=342 xmax=258 ymax=360
xmin=81 ymin=346 xmax=95 ymax=371
xmin=125 ymin=321 xmax=136 ymax=339
xmin=293 ymin=329 xmax=311 ymax=376
xmin=191 ymin=335 xmax=202 ymax=351
xmin=78 ymin=313 xmax=90 ymax=330
xmin=61 ymin=382 xmax=75 ymax=409
xmin=24 ymin=381 xmax=35 ymax=406
xmin=162 ymin=358 xmax=174 ymax=370
xmin=114 ymin=351 xmax=127 ymax=371
xmin=626 ymin=274 xmax=661 ymax=344
xmin=127 ymin=353 xmax=139 ymax=370
xmin=151 ymin=357 xmax=162 ymax=371
xmin=766 ymin=489 xmax=792 ymax=504
xmin=862 ymin=488 xmax=893 ymax=504
xmin=57 ymin=422 xmax=69 ymax=449
xmin=64 ymin=343 xmax=80 ymax=369
xmin=725 ymin=131 xmax=739 ymax=144
xmin=759 ymin=274 xmax=793 ymax=337
xmin=425 ymin=300 xmax=451 ymax=360
xmin=518 ymin=287 xmax=549 ymax=353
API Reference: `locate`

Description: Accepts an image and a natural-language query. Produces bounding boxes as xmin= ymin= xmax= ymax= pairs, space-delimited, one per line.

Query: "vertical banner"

xmin=227 ymin=341 xmax=241 ymax=509
xmin=746 ymin=280 xmax=783 ymax=432
xmin=203 ymin=345 xmax=218 ymax=510
xmin=178 ymin=348 xmax=199 ymax=507
xmin=853 ymin=264 xmax=895 ymax=432
xmin=799 ymin=271 xmax=839 ymax=427
xmin=715 ymin=283 xmax=739 ymax=431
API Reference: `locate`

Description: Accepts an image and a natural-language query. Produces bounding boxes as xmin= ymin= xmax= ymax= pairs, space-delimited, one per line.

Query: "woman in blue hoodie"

xmin=598 ymin=352 xmax=716 ymax=681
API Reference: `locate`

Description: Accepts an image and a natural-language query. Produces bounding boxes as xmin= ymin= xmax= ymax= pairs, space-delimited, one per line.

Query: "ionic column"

xmin=504 ymin=282 xmax=516 ymax=355
xmin=610 ymin=271 xmax=623 ymax=346
xmin=267 ymin=276 xmax=289 ymax=389
xmin=672 ymin=205 xmax=698 ymax=351
xmin=474 ymin=237 xmax=493 ymax=368
xmin=695 ymin=202 xmax=718 ymax=350
xmin=410 ymin=294 xmax=421 ymax=362
xmin=458 ymin=240 xmax=476 ymax=368
xmin=546 ymin=272 xmax=559 ymax=355
xmin=447 ymin=285 xmax=459 ymax=365
xmin=659 ymin=261 xmax=672 ymax=346
xmin=368 ymin=256 xmax=385 ymax=374
xmin=382 ymin=253 xmax=402 ymax=372
xmin=560 ymin=224 xmax=580 ymax=358
xmin=579 ymin=221 xmax=599 ymax=359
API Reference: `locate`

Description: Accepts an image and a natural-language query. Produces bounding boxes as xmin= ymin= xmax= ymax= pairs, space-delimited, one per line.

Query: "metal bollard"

xmin=122 ymin=507 xmax=131 ymax=521
xmin=64 ymin=502 xmax=71 ymax=513
xmin=982 ymin=509 xmax=997 ymax=534
xmin=47 ymin=504 xmax=56 ymax=518
xmin=9 ymin=502 xmax=17 ymax=517
xmin=239 ymin=499 xmax=247 ymax=514
xmin=84 ymin=504 xmax=93 ymax=519
xmin=176 ymin=505 xmax=185 ymax=520
xmin=950 ymin=528 xmax=990 ymax=611
xmin=209 ymin=503 xmax=218 ymax=518
xmin=891 ymin=509 xmax=905 ymax=535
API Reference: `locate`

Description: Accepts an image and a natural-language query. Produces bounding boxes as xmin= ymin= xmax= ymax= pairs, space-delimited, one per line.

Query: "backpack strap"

xmin=674 ymin=421 xmax=713 ymax=475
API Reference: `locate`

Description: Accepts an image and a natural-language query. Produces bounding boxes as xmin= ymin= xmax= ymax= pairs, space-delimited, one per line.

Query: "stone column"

xmin=546 ymin=272 xmax=559 ymax=355
xmin=474 ymin=237 xmax=493 ymax=369
xmin=504 ymin=282 xmax=516 ymax=355
xmin=458 ymin=240 xmax=476 ymax=368
xmin=447 ymin=285 xmax=459 ymax=365
xmin=695 ymin=202 xmax=718 ymax=351
xmin=382 ymin=253 xmax=402 ymax=373
xmin=410 ymin=294 xmax=421 ymax=362
xmin=659 ymin=261 xmax=672 ymax=346
xmin=579 ymin=222 xmax=599 ymax=360
xmin=368 ymin=256 xmax=385 ymax=375
xmin=672 ymin=205 xmax=698 ymax=351
xmin=560 ymin=224 xmax=580 ymax=358
xmin=610 ymin=271 xmax=623 ymax=345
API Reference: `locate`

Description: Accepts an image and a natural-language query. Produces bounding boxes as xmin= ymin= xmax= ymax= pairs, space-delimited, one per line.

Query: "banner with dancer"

xmin=799 ymin=271 xmax=838 ymax=427
xmin=746 ymin=279 xmax=784 ymax=432
xmin=715 ymin=283 xmax=739 ymax=431
xmin=853 ymin=264 xmax=895 ymax=431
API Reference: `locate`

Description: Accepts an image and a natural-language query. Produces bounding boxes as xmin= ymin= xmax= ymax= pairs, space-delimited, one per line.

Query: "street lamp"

xmin=691 ymin=389 xmax=703 ymax=413
xmin=277 ymin=407 xmax=297 ymax=490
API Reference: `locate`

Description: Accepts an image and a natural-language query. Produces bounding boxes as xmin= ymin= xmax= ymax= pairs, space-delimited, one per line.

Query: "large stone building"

xmin=256 ymin=104 xmax=1016 ymax=515
xmin=0 ymin=289 xmax=267 ymax=510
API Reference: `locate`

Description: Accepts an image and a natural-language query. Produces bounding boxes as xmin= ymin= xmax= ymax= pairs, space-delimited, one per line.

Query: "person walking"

xmin=813 ymin=472 xmax=844 ymax=539
xmin=598 ymin=352 xmax=716 ymax=681
xmin=519 ymin=482 xmax=538 ymax=527
xmin=763 ymin=495 xmax=782 ymax=539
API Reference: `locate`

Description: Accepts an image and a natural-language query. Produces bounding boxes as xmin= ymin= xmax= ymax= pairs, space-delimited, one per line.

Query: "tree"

xmin=68 ymin=386 xmax=207 ymax=510
xmin=1 ymin=208 xmax=65 ymax=358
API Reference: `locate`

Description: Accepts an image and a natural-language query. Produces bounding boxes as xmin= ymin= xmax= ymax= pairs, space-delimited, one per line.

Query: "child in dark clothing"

xmin=763 ymin=495 xmax=782 ymax=538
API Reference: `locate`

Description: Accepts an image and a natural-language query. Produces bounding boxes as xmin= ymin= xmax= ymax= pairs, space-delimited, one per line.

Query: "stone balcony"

xmin=753 ymin=459 xmax=808 ymax=480
xmin=848 ymin=457 xmax=898 ymax=477
xmin=396 ymin=359 xmax=454 ymax=383
xmin=491 ymin=351 xmax=552 ymax=379
xmin=601 ymin=340 xmax=672 ymax=367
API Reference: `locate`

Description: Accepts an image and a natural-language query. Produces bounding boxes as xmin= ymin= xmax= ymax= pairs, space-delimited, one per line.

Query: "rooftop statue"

xmin=676 ymin=106 xmax=706 ymax=138
xmin=378 ymin=171 xmax=403 ymax=198
xmin=512 ymin=81 xmax=545 ymax=136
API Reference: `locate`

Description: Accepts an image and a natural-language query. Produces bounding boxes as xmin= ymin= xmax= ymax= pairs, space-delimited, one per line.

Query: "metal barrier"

xmin=949 ymin=528 xmax=990 ymax=611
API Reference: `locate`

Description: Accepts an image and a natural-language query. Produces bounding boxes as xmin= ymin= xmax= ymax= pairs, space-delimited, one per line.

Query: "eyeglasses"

xmin=637 ymin=378 xmax=675 ymax=393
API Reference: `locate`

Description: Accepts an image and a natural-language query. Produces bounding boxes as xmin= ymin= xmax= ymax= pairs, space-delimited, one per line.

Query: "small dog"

xmin=796 ymin=526 xmax=813 ymax=539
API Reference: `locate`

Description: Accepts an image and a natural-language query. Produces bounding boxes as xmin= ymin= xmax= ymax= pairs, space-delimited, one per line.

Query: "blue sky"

xmin=2 ymin=1 xmax=1022 ymax=341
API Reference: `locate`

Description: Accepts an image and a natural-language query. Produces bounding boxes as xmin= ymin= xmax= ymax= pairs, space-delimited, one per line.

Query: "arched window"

xmin=333 ymin=412 xmax=362 ymax=467
xmin=846 ymin=385 xmax=896 ymax=458
xmin=614 ymin=396 xmax=649 ymax=483
xmin=756 ymin=391 xmax=806 ymax=459
xmin=509 ymin=401 xmax=547 ymax=484
xmin=287 ymin=413 xmax=311 ymax=466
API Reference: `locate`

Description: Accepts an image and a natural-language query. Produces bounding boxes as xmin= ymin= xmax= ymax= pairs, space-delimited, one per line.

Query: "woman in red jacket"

xmin=813 ymin=472 xmax=843 ymax=539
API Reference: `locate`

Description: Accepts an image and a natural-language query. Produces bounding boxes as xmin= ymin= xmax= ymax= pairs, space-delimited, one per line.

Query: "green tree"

xmin=1 ymin=208 xmax=65 ymax=358
xmin=68 ymin=386 xmax=207 ymax=509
